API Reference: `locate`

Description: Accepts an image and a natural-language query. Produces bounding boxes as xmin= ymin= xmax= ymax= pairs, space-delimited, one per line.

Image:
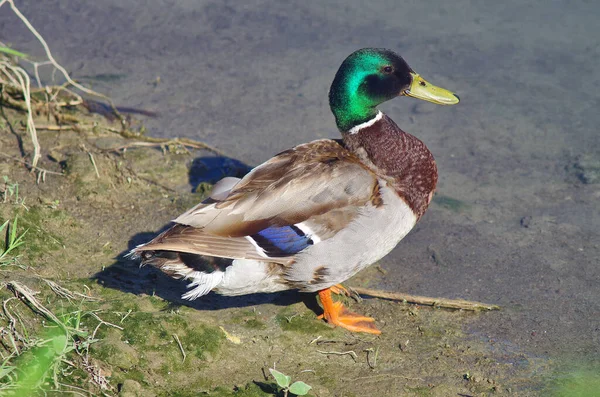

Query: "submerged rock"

xmin=567 ymin=154 xmax=600 ymax=184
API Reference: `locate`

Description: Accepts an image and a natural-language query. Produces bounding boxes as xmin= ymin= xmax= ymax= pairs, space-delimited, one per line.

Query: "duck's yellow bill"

xmin=404 ymin=72 xmax=460 ymax=105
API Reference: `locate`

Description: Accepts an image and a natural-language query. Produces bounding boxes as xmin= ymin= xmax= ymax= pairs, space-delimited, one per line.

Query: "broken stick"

xmin=350 ymin=287 xmax=500 ymax=311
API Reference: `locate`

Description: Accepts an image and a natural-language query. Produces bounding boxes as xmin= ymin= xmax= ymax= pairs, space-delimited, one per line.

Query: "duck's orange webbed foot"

xmin=317 ymin=288 xmax=381 ymax=335
xmin=329 ymin=284 xmax=350 ymax=296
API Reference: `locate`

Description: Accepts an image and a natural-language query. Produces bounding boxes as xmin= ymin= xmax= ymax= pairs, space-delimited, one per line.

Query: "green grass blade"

xmin=0 ymin=46 xmax=28 ymax=59
xmin=0 ymin=219 xmax=8 ymax=260
xmin=0 ymin=216 xmax=27 ymax=261
xmin=9 ymin=216 xmax=18 ymax=246
xmin=0 ymin=219 xmax=8 ymax=234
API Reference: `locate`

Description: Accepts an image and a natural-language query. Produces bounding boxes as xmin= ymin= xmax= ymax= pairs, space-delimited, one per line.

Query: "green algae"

xmin=544 ymin=363 xmax=600 ymax=397
xmin=433 ymin=195 xmax=470 ymax=212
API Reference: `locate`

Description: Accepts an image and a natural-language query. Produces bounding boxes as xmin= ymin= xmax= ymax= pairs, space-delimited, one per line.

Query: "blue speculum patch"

xmin=251 ymin=225 xmax=313 ymax=257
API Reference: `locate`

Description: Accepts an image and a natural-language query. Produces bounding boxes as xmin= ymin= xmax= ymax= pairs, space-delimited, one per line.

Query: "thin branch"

xmin=31 ymin=125 xmax=75 ymax=131
xmin=5 ymin=0 xmax=118 ymax=111
xmin=0 ymin=152 xmax=63 ymax=176
xmin=44 ymin=279 xmax=101 ymax=302
xmin=89 ymin=312 xmax=123 ymax=331
xmin=6 ymin=281 xmax=68 ymax=334
xmin=173 ymin=334 xmax=186 ymax=363
xmin=1 ymin=61 xmax=39 ymax=168
xmin=364 ymin=347 xmax=379 ymax=369
xmin=317 ymin=350 xmax=358 ymax=362
xmin=350 ymin=287 xmax=500 ymax=311
xmin=100 ymin=135 xmax=225 ymax=156
xmin=342 ymin=373 xmax=424 ymax=382
xmin=80 ymin=145 xmax=100 ymax=178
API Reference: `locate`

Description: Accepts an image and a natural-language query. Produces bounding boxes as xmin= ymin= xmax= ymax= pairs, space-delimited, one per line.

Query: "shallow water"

xmin=2 ymin=0 xmax=599 ymax=392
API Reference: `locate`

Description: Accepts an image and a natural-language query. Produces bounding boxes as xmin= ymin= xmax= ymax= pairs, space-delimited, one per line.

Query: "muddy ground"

xmin=0 ymin=99 xmax=593 ymax=397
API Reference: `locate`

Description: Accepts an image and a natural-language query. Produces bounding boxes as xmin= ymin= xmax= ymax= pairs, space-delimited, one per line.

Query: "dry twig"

xmin=44 ymin=279 xmax=101 ymax=302
xmin=99 ymin=136 xmax=225 ymax=156
xmin=6 ymin=281 xmax=68 ymax=334
xmin=0 ymin=152 xmax=63 ymax=177
xmin=173 ymin=334 xmax=186 ymax=363
xmin=350 ymin=286 xmax=500 ymax=311
xmin=317 ymin=350 xmax=358 ymax=362
xmin=364 ymin=347 xmax=379 ymax=369
xmin=0 ymin=59 xmax=39 ymax=168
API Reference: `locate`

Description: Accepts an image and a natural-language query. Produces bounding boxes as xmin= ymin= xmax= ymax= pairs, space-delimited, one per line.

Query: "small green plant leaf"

xmin=289 ymin=381 xmax=312 ymax=396
xmin=269 ymin=368 xmax=291 ymax=388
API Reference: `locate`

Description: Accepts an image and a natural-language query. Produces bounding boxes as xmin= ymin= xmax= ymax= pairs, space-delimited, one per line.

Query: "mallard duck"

xmin=130 ymin=48 xmax=459 ymax=334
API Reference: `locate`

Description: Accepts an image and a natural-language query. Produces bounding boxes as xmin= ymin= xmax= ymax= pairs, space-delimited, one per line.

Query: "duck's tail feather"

xmin=137 ymin=250 xmax=231 ymax=299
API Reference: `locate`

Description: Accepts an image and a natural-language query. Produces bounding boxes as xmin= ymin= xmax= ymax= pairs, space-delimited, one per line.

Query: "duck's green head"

xmin=329 ymin=48 xmax=460 ymax=132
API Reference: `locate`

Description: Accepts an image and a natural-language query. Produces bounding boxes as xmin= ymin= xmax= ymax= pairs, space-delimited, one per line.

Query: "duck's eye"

xmin=383 ymin=66 xmax=393 ymax=74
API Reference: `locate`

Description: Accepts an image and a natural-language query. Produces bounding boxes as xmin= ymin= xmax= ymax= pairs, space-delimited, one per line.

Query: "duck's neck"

xmin=329 ymin=70 xmax=379 ymax=132
xmin=342 ymin=112 xmax=438 ymax=218
xmin=346 ymin=111 xmax=384 ymax=135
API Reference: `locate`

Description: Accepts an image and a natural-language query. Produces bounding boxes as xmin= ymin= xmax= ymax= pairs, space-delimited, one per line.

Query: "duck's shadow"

xmin=93 ymin=155 xmax=315 ymax=311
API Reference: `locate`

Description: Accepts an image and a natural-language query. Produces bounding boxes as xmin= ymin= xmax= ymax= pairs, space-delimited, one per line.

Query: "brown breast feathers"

xmin=342 ymin=114 xmax=438 ymax=219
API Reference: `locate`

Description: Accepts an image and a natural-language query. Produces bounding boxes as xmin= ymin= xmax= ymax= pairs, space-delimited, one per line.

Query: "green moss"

xmin=418 ymin=325 xmax=447 ymax=339
xmin=182 ymin=325 xmax=224 ymax=359
xmin=159 ymin=362 xmax=173 ymax=377
xmin=15 ymin=206 xmax=66 ymax=258
xmin=243 ymin=318 xmax=266 ymax=330
xmin=276 ymin=309 xmax=333 ymax=334
xmin=58 ymin=366 xmax=88 ymax=388
xmin=90 ymin=328 xmax=140 ymax=371
xmin=227 ymin=309 xmax=256 ymax=324
xmin=547 ymin=366 xmax=600 ymax=397
xmin=227 ymin=310 xmax=267 ymax=330
xmin=147 ymin=294 xmax=169 ymax=310
xmin=164 ymin=313 xmax=188 ymax=328
xmin=116 ymin=308 xmax=223 ymax=361
xmin=95 ymin=284 xmax=127 ymax=299
xmin=123 ymin=368 xmax=147 ymax=384
xmin=101 ymin=297 xmax=140 ymax=313
xmin=91 ymin=341 xmax=118 ymax=362
xmin=121 ymin=312 xmax=167 ymax=346
xmin=102 ymin=244 xmax=113 ymax=256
